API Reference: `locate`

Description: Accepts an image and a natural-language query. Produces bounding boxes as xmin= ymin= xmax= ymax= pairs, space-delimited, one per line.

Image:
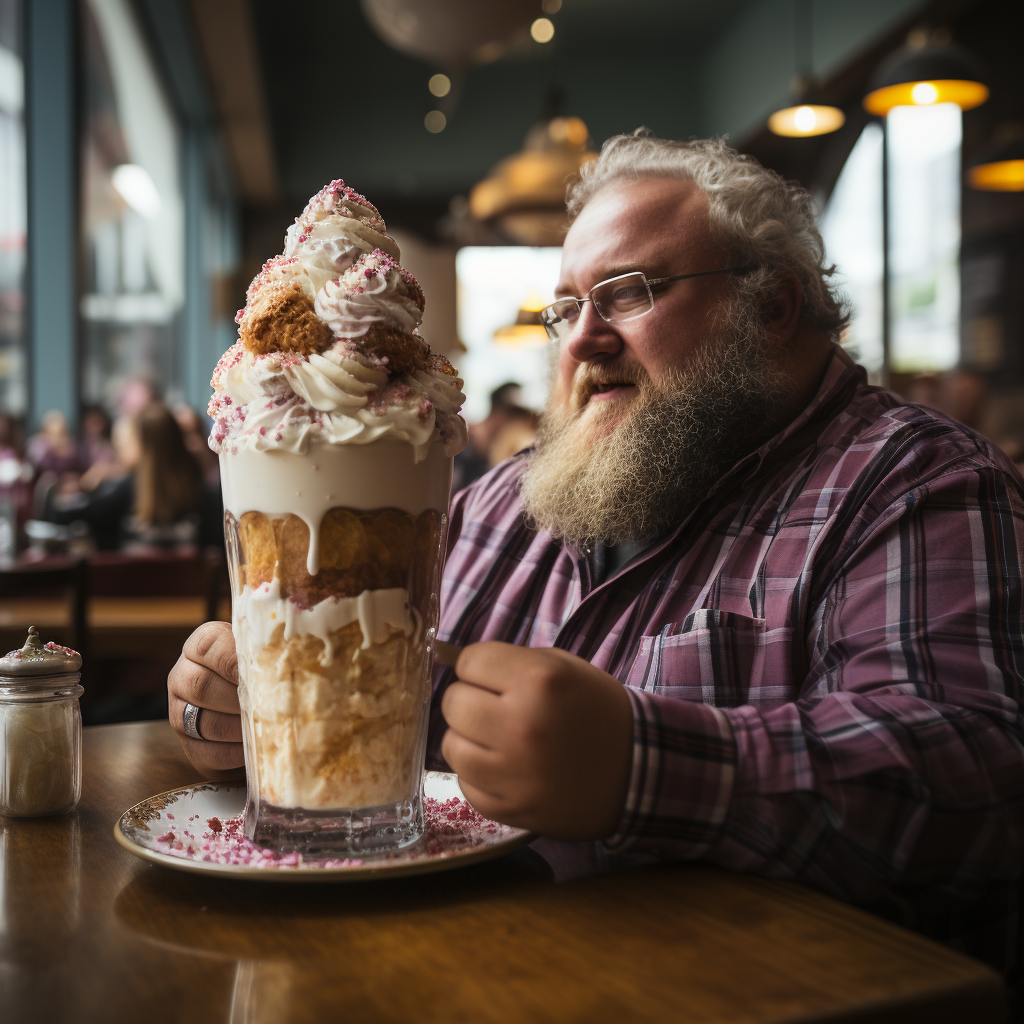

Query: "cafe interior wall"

xmin=12 ymin=0 xmax=1024 ymax=427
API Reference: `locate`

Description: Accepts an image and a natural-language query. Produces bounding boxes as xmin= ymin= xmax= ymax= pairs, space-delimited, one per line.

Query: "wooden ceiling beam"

xmin=185 ymin=0 xmax=279 ymax=205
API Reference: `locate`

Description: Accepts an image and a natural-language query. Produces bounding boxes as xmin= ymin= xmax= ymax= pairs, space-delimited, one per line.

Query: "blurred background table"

xmin=0 ymin=552 xmax=229 ymax=723
xmin=0 ymin=721 xmax=1008 ymax=1024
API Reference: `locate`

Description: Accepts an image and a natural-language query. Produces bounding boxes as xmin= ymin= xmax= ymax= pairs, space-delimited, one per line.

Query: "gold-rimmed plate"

xmin=114 ymin=772 xmax=532 ymax=881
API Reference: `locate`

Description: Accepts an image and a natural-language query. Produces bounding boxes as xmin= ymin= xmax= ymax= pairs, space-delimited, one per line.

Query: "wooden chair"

xmin=0 ymin=557 xmax=88 ymax=656
xmin=87 ymin=548 xmax=226 ymax=622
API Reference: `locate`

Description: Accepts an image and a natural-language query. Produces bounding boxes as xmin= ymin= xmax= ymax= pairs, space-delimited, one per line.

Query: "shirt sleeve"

xmin=604 ymin=464 xmax=1024 ymax=915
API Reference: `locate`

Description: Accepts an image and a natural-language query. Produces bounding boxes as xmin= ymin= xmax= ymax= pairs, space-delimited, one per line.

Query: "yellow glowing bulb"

xmin=911 ymin=82 xmax=939 ymax=105
xmin=968 ymin=159 xmax=1024 ymax=191
xmin=424 ymin=110 xmax=446 ymax=133
xmin=428 ymin=74 xmax=451 ymax=98
xmin=793 ymin=106 xmax=817 ymax=132
xmin=531 ymin=17 xmax=555 ymax=43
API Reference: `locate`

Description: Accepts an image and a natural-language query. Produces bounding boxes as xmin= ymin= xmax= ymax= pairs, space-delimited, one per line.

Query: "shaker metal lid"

xmin=0 ymin=626 xmax=82 ymax=676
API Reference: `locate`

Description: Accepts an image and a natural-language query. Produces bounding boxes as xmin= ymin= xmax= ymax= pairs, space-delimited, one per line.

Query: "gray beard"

xmin=519 ymin=312 xmax=791 ymax=548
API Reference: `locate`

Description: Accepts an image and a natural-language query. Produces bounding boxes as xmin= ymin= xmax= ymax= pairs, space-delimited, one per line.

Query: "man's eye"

xmin=611 ymin=285 xmax=645 ymax=303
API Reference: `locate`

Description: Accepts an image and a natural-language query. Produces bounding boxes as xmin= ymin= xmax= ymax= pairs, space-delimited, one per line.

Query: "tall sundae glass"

xmin=208 ymin=181 xmax=467 ymax=853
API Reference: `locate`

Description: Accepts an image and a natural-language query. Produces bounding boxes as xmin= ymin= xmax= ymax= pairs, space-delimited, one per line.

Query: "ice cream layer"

xmin=238 ymin=619 xmax=427 ymax=810
xmin=208 ymin=180 xmax=468 ymax=461
xmin=234 ymin=578 xmax=419 ymax=660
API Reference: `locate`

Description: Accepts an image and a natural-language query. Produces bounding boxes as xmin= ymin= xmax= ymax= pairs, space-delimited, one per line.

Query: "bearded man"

xmin=169 ymin=135 xmax=1024 ymax=980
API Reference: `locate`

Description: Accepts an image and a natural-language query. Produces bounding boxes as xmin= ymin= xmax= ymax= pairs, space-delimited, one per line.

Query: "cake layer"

xmin=233 ymin=506 xmax=441 ymax=606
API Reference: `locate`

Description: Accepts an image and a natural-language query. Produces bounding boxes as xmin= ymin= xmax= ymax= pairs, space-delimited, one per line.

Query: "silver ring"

xmin=182 ymin=702 xmax=204 ymax=740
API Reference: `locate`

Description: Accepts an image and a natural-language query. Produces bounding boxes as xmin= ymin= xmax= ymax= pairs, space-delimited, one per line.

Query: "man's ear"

xmin=764 ymin=270 xmax=803 ymax=347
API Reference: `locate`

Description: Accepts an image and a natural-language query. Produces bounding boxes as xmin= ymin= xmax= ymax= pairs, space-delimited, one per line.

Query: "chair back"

xmin=87 ymin=549 xmax=225 ymax=621
xmin=0 ymin=557 xmax=88 ymax=655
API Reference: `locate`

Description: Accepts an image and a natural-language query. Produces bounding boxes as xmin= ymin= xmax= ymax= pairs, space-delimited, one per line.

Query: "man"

xmin=169 ymin=135 xmax=1024 ymax=977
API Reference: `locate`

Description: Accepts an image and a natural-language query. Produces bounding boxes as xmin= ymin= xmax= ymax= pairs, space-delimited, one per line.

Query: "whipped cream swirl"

xmin=210 ymin=179 xmax=468 ymax=461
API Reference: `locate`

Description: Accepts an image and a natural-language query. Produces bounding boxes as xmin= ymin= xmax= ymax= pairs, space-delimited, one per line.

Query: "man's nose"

xmin=562 ymin=302 xmax=622 ymax=364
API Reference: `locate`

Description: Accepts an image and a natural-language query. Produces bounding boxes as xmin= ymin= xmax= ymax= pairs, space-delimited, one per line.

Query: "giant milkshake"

xmin=208 ymin=181 xmax=467 ymax=852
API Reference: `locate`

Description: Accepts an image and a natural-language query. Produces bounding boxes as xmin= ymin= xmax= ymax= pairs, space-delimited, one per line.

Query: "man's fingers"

xmin=440 ymin=728 xmax=506 ymax=790
xmin=456 ymin=776 xmax=525 ymax=830
xmin=440 ymin=680 xmax=504 ymax=749
xmin=452 ymin=641 xmax=527 ymax=694
xmin=177 ymin=735 xmax=245 ymax=772
xmin=182 ymin=621 xmax=238 ymax=684
xmin=168 ymin=696 xmax=242 ymax=743
xmin=169 ymin=652 xmax=242 ymax=715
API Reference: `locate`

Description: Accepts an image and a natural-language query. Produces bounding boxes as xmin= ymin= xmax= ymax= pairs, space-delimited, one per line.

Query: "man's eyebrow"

xmin=554 ymin=262 xmax=649 ymax=298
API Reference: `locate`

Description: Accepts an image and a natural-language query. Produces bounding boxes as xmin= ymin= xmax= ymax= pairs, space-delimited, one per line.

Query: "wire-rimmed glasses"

xmin=539 ymin=267 xmax=747 ymax=344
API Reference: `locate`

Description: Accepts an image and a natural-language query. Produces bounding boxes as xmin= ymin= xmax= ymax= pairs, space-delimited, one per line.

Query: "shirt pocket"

xmin=624 ymin=609 xmax=772 ymax=708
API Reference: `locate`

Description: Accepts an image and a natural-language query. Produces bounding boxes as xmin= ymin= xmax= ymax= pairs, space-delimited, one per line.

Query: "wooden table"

xmin=0 ymin=722 xmax=1007 ymax=1023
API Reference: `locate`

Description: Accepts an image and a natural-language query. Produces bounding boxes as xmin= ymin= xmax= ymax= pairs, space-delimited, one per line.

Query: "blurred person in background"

xmin=453 ymin=382 xmax=537 ymax=492
xmin=46 ymin=401 xmax=222 ymax=550
xmin=117 ymin=376 xmax=159 ymax=418
xmin=172 ymin=402 xmax=219 ymax=486
xmin=0 ymin=412 xmax=23 ymax=463
xmin=488 ymin=406 xmax=540 ymax=466
xmin=27 ymin=409 xmax=82 ymax=477
xmin=79 ymin=404 xmax=115 ymax=471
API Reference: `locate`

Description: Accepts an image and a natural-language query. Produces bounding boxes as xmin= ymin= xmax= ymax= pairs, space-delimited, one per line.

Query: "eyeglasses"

xmin=539 ymin=267 xmax=748 ymax=344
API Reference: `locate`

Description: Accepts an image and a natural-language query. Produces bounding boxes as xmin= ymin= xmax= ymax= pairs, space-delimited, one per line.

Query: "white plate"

xmin=114 ymin=771 xmax=532 ymax=881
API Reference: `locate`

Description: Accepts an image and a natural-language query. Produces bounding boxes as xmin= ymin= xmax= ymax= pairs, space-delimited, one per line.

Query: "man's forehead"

xmin=557 ymin=177 xmax=715 ymax=292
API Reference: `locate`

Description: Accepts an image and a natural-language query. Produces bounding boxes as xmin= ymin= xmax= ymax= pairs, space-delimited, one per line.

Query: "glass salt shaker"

xmin=0 ymin=626 xmax=83 ymax=817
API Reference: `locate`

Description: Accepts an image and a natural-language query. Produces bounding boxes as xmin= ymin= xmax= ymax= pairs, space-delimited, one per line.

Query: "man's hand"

xmin=440 ymin=643 xmax=634 ymax=841
xmin=168 ymin=621 xmax=244 ymax=777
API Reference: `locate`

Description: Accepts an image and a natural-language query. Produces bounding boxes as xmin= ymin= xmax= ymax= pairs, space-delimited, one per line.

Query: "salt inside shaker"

xmin=0 ymin=626 xmax=83 ymax=817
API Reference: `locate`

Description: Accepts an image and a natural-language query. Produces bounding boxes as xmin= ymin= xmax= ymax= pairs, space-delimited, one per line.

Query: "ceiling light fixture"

xmin=967 ymin=125 xmax=1024 ymax=192
xmin=768 ymin=0 xmax=844 ymax=139
xmin=493 ymin=294 xmax=550 ymax=348
xmin=428 ymin=73 xmax=451 ymax=97
xmin=530 ymin=17 xmax=554 ymax=44
xmin=863 ymin=29 xmax=989 ymax=117
xmin=469 ymin=108 xmax=596 ymax=246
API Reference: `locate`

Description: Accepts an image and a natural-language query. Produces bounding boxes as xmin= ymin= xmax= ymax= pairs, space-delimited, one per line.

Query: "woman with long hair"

xmin=46 ymin=401 xmax=221 ymax=550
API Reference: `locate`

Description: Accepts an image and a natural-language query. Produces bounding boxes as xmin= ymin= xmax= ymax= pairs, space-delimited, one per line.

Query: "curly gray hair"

xmin=567 ymin=133 xmax=850 ymax=340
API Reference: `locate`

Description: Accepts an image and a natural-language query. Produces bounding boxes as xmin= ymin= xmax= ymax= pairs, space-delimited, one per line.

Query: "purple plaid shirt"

xmin=429 ymin=346 xmax=1024 ymax=972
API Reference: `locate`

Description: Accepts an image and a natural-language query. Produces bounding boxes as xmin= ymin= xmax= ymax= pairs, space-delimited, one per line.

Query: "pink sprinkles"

xmin=149 ymin=795 xmax=514 ymax=870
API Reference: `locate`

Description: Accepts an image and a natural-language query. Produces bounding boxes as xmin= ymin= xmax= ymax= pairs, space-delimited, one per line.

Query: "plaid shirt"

xmin=429 ymin=346 xmax=1024 ymax=973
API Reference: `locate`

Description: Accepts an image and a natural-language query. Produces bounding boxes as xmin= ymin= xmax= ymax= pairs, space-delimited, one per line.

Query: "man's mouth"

xmin=587 ymin=381 xmax=638 ymax=403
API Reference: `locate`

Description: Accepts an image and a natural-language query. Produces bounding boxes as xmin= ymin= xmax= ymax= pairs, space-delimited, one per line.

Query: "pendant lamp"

xmin=967 ymin=126 xmax=1024 ymax=192
xmin=768 ymin=0 xmax=844 ymax=138
xmin=863 ymin=30 xmax=989 ymax=117
xmin=493 ymin=294 xmax=550 ymax=348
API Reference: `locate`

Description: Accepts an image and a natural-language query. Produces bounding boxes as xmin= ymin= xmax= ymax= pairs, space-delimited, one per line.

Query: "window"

xmin=888 ymin=102 xmax=961 ymax=373
xmin=0 ymin=0 xmax=24 ymax=416
xmin=79 ymin=0 xmax=184 ymax=411
xmin=455 ymin=246 xmax=562 ymax=421
xmin=821 ymin=103 xmax=962 ymax=376
xmin=819 ymin=122 xmax=884 ymax=374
